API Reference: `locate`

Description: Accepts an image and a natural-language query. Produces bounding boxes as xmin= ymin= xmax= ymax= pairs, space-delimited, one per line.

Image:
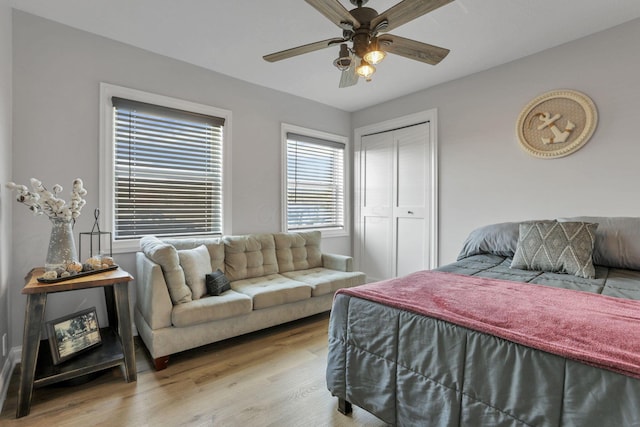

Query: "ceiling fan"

xmin=263 ymin=0 xmax=453 ymax=88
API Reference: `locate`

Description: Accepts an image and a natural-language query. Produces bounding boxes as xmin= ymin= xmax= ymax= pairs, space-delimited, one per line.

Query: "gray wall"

xmin=353 ymin=18 xmax=640 ymax=265
xmin=0 ymin=0 xmax=12 ymax=386
xmin=10 ymin=11 xmax=352 ymax=347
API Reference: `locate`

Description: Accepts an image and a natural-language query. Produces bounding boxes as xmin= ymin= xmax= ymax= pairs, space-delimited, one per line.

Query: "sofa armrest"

xmin=322 ymin=253 xmax=354 ymax=272
xmin=136 ymin=252 xmax=173 ymax=330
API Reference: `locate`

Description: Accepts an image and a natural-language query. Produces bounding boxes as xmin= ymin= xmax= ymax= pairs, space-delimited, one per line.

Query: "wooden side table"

xmin=16 ymin=267 xmax=136 ymax=418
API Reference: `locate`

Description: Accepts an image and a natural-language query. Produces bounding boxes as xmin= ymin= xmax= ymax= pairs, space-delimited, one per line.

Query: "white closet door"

xmin=359 ymin=122 xmax=431 ymax=281
xmin=360 ymin=132 xmax=394 ymax=281
xmin=393 ymin=123 xmax=430 ymax=277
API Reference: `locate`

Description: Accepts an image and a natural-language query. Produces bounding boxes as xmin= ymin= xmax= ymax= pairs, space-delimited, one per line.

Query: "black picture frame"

xmin=46 ymin=307 xmax=102 ymax=365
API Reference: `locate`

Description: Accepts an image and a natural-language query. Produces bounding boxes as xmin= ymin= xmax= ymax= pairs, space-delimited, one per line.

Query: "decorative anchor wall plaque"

xmin=516 ymin=89 xmax=598 ymax=158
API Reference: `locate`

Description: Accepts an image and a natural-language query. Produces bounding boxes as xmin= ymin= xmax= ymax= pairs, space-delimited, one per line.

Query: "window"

xmin=100 ymin=84 xmax=231 ymax=252
xmin=283 ymin=125 xmax=348 ymax=236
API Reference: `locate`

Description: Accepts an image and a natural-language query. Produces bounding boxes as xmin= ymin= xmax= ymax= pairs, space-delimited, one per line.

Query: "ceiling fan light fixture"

xmin=333 ymin=43 xmax=352 ymax=71
xmin=363 ymin=49 xmax=386 ymax=65
xmin=333 ymin=56 xmax=352 ymax=71
xmin=356 ymin=59 xmax=375 ymax=79
xmin=363 ymin=38 xmax=386 ymax=65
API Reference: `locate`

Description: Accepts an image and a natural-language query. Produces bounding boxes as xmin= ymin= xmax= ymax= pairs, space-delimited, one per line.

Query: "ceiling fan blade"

xmin=339 ymin=56 xmax=359 ymax=88
xmin=379 ymin=34 xmax=449 ymax=65
xmin=263 ymin=38 xmax=346 ymax=62
xmin=305 ymin=0 xmax=360 ymax=29
xmin=371 ymin=0 xmax=454 ymax=33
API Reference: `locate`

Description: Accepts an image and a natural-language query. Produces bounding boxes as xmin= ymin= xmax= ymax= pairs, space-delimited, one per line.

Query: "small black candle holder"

xmin=79 ymin=208 xmax=112 ymax=261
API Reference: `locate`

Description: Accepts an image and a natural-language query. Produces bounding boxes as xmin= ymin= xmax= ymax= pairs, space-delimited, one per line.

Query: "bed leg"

xmin=338 ymin=398 xmax=352 ymax=415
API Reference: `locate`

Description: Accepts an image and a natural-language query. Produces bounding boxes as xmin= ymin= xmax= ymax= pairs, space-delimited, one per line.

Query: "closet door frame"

xmin=353 ymin=109 xmax=439 ymax=274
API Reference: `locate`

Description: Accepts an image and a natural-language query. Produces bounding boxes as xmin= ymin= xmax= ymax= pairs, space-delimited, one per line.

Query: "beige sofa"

xmin=134 ymin=231 xmax=366 ymax=370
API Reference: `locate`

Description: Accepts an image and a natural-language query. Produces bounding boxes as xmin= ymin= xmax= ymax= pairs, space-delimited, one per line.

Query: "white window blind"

xmin=112 ymin=97 xmax=224 ymax=239
xmin=286 ymin=132 xmax=345 ymax=231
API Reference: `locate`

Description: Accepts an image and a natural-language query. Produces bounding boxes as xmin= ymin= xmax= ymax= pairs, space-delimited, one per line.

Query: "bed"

xmin=326 ymin=217 xmax=640 ymax=426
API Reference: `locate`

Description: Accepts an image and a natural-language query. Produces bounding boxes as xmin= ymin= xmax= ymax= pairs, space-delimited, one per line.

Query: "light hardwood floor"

xmin=0 ymin=313 xmax=388 ymax=427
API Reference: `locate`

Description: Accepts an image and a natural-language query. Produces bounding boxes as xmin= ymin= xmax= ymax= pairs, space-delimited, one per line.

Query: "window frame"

xmin=281 ymin=123 xmax=349 ymax=238
xmin=100 ymin=83 xmax=232 ymax=253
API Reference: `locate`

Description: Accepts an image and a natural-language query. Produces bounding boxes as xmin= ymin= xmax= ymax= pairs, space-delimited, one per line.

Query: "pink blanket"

xmin=337 ymin=271 xmax=640 ymax=379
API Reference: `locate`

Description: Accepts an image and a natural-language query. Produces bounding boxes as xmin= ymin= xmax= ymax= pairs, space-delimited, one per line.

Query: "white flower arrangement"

xmin=6 ymin=178 xmax=87 ymax=221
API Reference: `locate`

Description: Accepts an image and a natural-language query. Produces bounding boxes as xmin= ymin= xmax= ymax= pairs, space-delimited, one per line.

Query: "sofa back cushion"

xmin=162 ymin=237 xmax=225 ymax=272
xmin=223 ymin=234 xmax=278 ymax=281
xmin=140 ymin=236 xmax=192 ymax=304
xmin=140 ymin=236 xmax=225 ymax=304
xmin=274 ymin=231 xmax=322 ymax=273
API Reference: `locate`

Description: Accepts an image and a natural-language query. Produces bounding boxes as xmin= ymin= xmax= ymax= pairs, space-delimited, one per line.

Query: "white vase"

xmin=45 ymin=217 xmax=78 ymax=271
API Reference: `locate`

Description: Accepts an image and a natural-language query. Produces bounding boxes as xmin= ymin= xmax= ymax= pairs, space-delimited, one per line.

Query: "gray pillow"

xmin=557 ymin=216 xmax=640 ymax=270
xmin=206 ymin=269 xmax=231 ymax=296
xmin=511 ymin=221 xmax=598 ymax=279
xmin=457 ymin=222 xmax=522 ymax=260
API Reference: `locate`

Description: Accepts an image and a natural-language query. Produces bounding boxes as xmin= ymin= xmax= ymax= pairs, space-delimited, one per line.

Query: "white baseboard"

xmin=0 ymin=346 xmax=21 ymax=414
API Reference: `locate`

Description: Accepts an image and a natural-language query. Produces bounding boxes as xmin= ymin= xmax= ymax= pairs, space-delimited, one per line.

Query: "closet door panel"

xmin=396 ymin=125 xmax=427 ymax=209
xmin=362 ymin=216 xmax=393 ymax=281
xmin=393 ymin=124 xmax=430 ymax=276
xmin=396 ymin=217 xmax=426 ymax=277
xmin=360 ymin=132 xmax=394 ymax=281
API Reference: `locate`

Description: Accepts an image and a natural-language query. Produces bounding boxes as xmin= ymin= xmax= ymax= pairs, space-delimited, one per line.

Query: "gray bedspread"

xmin=326 ymin=257 xmax=640 ymax=426
xmin=438 ymin=253 xmax=640 ymax=301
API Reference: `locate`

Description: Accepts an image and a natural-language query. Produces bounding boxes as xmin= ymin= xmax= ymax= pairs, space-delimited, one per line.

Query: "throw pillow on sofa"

xmin=178 ymin=245 xmax=212 ymax=299
xmin=205 ymin=269 xmax=231 ymax=296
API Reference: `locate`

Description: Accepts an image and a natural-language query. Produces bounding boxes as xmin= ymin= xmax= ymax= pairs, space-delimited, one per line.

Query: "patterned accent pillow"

xmin=511 ymin=221 xmax=598 ymax=279
xmin=205 ymin=269 xmax=231 ymax=296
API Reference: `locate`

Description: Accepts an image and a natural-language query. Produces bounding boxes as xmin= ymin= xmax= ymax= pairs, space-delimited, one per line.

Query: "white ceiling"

xmin=10 ymin=0 xmax=640 ymax=112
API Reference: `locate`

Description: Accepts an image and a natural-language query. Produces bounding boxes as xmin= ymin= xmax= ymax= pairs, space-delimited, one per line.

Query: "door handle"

xmin=407 ymin=211 xmax=414 ymax=215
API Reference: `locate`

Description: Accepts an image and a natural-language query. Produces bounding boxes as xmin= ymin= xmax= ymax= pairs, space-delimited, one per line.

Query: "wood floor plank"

xmin=0 ymin=312 xmax=388 ymax=426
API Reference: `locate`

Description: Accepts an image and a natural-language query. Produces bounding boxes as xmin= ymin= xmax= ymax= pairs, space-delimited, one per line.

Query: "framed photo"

xmin=46 ymin=307 xmax=102 ymax=365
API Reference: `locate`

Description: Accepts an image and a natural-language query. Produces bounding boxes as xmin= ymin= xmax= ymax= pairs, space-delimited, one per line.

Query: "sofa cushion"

xmin=140 ymin=236 xmax=192 ymax=304
xmin=282 ymin=268 xmax=366 ymax=297
xmin=162 ymin=237 xmax=225 ymax=272
xmin=171 ymin=291 xmax=252 ymax=327
xmin=231 ymin=274 xmax=312 ymax=310
xmin=223 ymin=234 xmax=278 ymax=281
xmin=178 ymin=245 xmax=212 ymax=300
xmin=274 ymin=231 xmax=323 ymax=273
